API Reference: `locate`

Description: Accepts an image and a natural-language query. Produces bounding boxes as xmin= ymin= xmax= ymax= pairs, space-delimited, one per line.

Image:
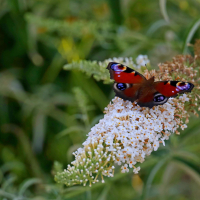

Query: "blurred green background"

xmin=0 ymin=0 xmax=200 ymax=199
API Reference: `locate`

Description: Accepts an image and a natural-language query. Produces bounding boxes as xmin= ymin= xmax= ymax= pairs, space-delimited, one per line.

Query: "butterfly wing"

xmin=136 ymin=81 xmax=194 ymax=108
xmin=113 ymin=82 xmax=141 ymax=102
xmin=107 ymin=62 xmax=146 ymax=84
xmin=154 ymin=81 xmax=194 ymax=97
xmin=107 ymin=62 xmax=146 ymax=102
xmin=137 ymin=91 xmax=169 ymax=108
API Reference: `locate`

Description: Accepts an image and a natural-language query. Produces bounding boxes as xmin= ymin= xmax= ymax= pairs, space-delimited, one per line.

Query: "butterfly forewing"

xmin=155 ymin=81 xmax=194 ymax=97
xmin=107 ymin=62 xmax=146 ymax=84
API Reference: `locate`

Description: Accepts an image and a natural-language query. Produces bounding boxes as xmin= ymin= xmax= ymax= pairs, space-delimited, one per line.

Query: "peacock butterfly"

xmin=107 ymin=62 xmax=194 ymax=108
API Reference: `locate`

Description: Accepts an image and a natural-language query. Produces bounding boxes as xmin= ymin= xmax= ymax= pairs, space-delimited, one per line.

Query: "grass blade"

xmin=159 ymin=0 xmax=170 ymax=23
xmin=142 ymin=157 xmax=169 ymax=200
xmin=56 ymin=126 xmax=85 ymax=139
xmin=19 ymin=178 xmax=41 ymax=196
xmin=182 ymin=18 xmax=200 ymax=53
xmin=97 ymin=184 xmax=111 ymax=200
xmin=147 ymin=19 xmax=169 ymax=36
xmin=172 ymin=160 xmax=200 ymax=186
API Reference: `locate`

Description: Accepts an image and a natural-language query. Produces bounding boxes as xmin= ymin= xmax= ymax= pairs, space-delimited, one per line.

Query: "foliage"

xmin=63 ymin=57 xmax=138 ymax=84
xmin=0 ymin=0 xmax=200 ymax=199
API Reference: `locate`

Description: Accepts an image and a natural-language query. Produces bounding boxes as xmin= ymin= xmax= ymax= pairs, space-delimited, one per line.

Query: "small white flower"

xmin=179 ymin=94 xmax=190 ymax=102
xmin=133 ymin=166 xmax=141 ymax=174
xmin=153 ymin=140 xmax=160 ymax=151
xmin=115 ymin=158 xmax=122 ymax=165
xmin=128 ymin=160 xmax=135 ymax=168
xmin=121 ymin=164 xmax=129 ymax=173
xmin=116 ymin=150 xmax=123 ymax=158
xmin=136 ymin=55 xmax=150 ymax=68
xmin=161 ymin=138 xmax=165 ymax=146
xmin=181 ymin=124 xmax=187 ymax=130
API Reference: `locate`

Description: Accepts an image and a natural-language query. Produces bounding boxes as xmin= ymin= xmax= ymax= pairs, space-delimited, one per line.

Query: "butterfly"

xmin=107 ymin=62 xmax=194 ymax=108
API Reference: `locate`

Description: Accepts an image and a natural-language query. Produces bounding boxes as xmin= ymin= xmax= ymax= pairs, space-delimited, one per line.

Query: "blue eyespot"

xmin=110 ymin=63 xmax=124 ymax=71
xmin=154 ymin=95 xmax=165 ymax=102
xmin=117 ymin=83 xmax=126 ymax=91
xmin=110 ymin=63 xmax=118 ymax=70
xmin=181 ymin=83 xmax=190 ymax=90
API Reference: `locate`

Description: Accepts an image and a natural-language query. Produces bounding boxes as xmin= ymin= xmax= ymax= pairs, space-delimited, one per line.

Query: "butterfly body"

xmin=107 ymin=62 xmax=194 ymax=108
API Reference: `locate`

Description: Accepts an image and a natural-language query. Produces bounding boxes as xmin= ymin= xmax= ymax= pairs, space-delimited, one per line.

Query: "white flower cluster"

xmin=136 ymin=55 xmax=150 ymax=68
xmin=55 ymin=95 xmax=189 ymax=187
xmin=98 ymin=55 xmax=150 ymax=70
xmin=85 ymin=96 xmax=187 ymax=173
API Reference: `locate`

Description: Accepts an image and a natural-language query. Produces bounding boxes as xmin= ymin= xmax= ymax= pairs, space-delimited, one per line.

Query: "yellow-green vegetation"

xmin=0 ymin=0 xmax=200 ymax=199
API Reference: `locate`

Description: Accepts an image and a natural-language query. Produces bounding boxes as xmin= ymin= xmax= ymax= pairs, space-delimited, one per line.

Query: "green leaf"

xmin=1 ymin=161 xmax=25 ymax=174
xmin=172 ymin=160 xmax=200 ymax=186
xmin=97 ymin=184 xmax=111 ymax=200
xmin=71 ymin=71 xmax=109 ymax=111
xmin=180 ymin=122 xmax=200 ymax=147
xmin=1 ymin=176 xmax=17 ymax=190
xmin=56 ymin=126 xmax=86 ymax=139
xmin=142 ymin=157 xmax=170 ymax=200
xmin=173 ymin=151 xmax=200 ymax=166
xmin=182 ymin=18 xmax=200 ymax=53
xmin=90 ymin=114 xmax=104 ymax=127
xmin=42 ymin=54 xmax=66 ymax=83
xmin=19 ymin=178 xmax=42 ymax=196
xmin=0 ymin=189 xmax=15 ymax=199
xmin=32 ymin=112 xmax=46 ymax=153
xmin=147 ymin=20 xmax=169 ymax=36
xmin=63 ymin=60 xmax=112 ymax=84
xmin=159 ymin=0 xmax=170 ymax=23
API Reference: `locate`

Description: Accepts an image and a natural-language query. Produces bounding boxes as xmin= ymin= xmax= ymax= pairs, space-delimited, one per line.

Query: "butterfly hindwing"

xmin=107 ymin=62 xmax=146 ymax=84
xmin=137 ymin=92 xmax=169 ymax=108
xmin=113 ymin=83 xmax=141 ymax=102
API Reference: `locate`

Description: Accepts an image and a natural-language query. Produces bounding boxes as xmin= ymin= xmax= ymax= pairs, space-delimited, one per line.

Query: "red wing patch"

xmin=138 ymin=93 xmax=154 ymax=103
xmin=124 ymin=85 xmax=140 ymax=98
xmin=107 ymin=62 xmax=146 ymax=84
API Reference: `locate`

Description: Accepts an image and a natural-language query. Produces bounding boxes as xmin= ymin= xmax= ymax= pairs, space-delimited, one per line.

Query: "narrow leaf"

xmin=142 ymin=157 xmax=169 ymax=200
xmin=97 ymin=184 xmax=111 ymax=200
xmin=147 ymin=20 xmax=169 ymax=36
xmin=19 ymin=178 xmax=41 ymax=196
xmin=159 ymin=0 xmax=170 ymax=23
xmin=56 ymin=126 xmax=85 ymax=139
xmin=172 ymin=160 xmax=200 ymax=186
xmin=182 ymin=18 xmax=200 ymax=53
